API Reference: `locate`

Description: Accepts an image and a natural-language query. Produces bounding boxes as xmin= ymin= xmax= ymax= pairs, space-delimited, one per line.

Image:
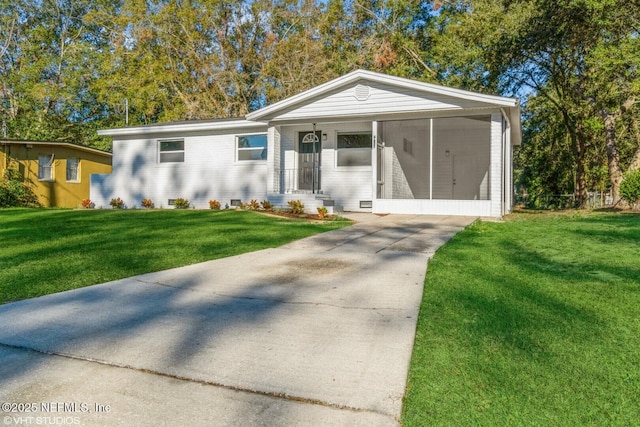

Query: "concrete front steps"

xmin=267 ymin=193 xmax=343 ymax=214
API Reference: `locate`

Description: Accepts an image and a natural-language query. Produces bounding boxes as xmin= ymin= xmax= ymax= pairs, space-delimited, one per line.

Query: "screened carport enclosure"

xmin=377 ymin=115 xmax=491 ymax=201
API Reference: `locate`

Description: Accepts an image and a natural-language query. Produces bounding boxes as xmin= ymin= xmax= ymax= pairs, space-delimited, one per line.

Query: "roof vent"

xmin=354 ymin=84 xmax=370 ymax=101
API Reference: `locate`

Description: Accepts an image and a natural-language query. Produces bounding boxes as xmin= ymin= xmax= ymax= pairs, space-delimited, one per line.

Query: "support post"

xmin=312 ymin=123 xmax=316 ymax=194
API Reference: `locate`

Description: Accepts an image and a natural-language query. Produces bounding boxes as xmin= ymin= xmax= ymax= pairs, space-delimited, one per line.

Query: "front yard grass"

xmin=0 ymin=208 xmax=350 ymax=304
xmin=402 ymin=211 xmax=640 ymax=426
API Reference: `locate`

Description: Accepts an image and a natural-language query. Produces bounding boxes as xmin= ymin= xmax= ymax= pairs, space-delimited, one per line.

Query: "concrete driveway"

xmin=0 ymin=214 xmax=475 ymax=426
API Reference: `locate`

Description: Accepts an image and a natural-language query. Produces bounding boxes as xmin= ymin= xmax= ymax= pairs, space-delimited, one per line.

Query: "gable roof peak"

xmin=246 ymin=69 xmax=518 ymax=122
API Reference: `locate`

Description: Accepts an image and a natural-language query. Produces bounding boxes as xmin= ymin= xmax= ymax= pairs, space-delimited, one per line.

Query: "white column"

xmin=266 ymin=125 xmax=280 ymax=194
xmin=429 ymin=118 xmax=433 ymax=200
xmin=489 ymin=112 xmax=504 ymax=217
xmin=372 ymin=121 xmax=378 ymax=207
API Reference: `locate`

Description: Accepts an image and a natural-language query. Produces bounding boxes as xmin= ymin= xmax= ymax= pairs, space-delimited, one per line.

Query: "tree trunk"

xmin=599 ymin=97 xmax=635 ymax=206
xmin=573 ymin=126 xmax=588 ymax=208
xmin=602 ymin=112 xmax=624 ymax=205
xmin=562 ymin=109 xmax=587 ymax=208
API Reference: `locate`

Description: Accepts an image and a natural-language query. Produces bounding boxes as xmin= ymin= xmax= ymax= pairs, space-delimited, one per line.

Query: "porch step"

xmin=267 ymin=193 xmax=343 ymax=214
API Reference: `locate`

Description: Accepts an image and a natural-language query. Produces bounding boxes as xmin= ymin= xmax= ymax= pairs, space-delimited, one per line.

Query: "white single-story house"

xmin=91 ymin=70 xmax=521 ymax=217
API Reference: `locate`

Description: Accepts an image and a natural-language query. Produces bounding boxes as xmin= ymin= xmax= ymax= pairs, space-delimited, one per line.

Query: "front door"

xmin=298 ymin=131 xmax=322 ymax=192
xmin=453 ymin=154 xmax=477 ymax=199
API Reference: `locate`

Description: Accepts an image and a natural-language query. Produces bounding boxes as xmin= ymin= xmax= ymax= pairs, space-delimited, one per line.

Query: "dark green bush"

xmin=0 ymin=170 xmax=40 ymax=208
xmin=287 ymin=199 xmax=305 ymax=215
xmin=248 ymin=199 xmax=260 ymax=210
xmin=109 ymin=197 xmax=126 ymax=209
xmin=620 ymin=169 xmax=640 ymax=208
xmin=173 ymin=197 xmax=190 ymax=209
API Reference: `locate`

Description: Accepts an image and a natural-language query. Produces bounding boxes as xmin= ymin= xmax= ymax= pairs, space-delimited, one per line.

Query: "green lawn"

xmin=402 ymin=212 xmax=640 ymax=426
xmin=0 ymin=208 xmax=350 ymax=304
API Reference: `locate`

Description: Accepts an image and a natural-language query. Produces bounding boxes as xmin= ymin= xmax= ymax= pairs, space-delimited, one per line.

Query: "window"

xmin=337 ymin=132 xmax=372 ymax=166
xmin=38 ymin=155 xmax=54 ymax=180
xmin=237 ymin=134 xmax=267 ymax=161
xmin=66 ymin=158 xmax=79 ymax=182
xmin=159 ymin=140 xmax=184 ymax=163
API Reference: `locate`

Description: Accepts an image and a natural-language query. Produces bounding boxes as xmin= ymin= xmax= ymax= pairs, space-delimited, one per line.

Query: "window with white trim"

xmin=237 ymin=134 xmax=267 ymax=161
xmin=337 ymin=132 xmax=372 ymax=166
xmin=38 ymin=154 xmax=54 ymax=180
xmin=66 ymin=158 xmax=79 ymax=182
xmin=159 ymin=139 xmax=185 ymax=163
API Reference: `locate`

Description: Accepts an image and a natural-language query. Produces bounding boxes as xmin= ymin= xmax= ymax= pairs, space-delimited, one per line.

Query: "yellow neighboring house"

xmin=1 ymin=140 xmax=112 ymax=208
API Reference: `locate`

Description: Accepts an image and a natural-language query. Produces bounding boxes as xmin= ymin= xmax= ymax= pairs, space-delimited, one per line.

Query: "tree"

xmin=430 ymin=0 xmax=640 ymax=207
xmin=1 ymin=0 xmax=119 ymax=148
xmin=502 ymin=0 xmax=640 ymax=206
xmin=259 ymin=0 xmax=340 ymax=104
xmin=580 ymin=2 xmax=640 ymax=204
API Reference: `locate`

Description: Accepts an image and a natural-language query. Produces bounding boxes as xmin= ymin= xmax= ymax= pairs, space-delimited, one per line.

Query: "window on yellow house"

xmin=38 ymin=155 xmax=54 ymax=181
xmin=66 ymin=158 xmax=79 ymax=182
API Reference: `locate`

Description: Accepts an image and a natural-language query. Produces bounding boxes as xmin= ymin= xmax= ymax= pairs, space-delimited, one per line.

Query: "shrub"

xmin=317 ymin=206 xmax=328 ymax=219
xmin=109 ymin=197 xmax=125 ymax=209
xmin=81 ymin=199 xmax=94 ymax=209
xmin=0 ymin=169 xmax=40 ymax=208
xmin=261 ymin=200 xmax=273 ymax=211
xmin=248 ymin=199 xmax=260 ymax=210
xmin=287 ymin=199 xmax=305 ymax=215
xmin=620 ymin=169 xmax=640 ymax=208
xmin=173 ymin=197 xmax=190 ymax=209
xmin=141 ymin=198 xmax=154 ymax=209
xmin=209 ymin=199 xmax=221 ymax=210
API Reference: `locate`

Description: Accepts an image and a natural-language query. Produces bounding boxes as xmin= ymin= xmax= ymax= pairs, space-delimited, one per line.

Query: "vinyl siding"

xmin=91 ymin=128 xmax=268 ymax=209
xmin=273 ymin=81 xmax=497 ymax=122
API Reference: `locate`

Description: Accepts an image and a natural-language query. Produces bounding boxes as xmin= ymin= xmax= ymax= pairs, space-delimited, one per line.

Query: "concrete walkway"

xmin=0 ymin=214 xmax=475 ymax=426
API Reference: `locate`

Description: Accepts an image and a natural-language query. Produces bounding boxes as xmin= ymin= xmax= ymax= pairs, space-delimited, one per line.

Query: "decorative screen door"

xmin=298 ymin=131 xmax=322 ymax=192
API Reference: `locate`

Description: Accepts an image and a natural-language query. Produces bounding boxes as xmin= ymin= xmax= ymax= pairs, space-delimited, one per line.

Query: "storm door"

xmin=298 ymin=131 xmax=322 ymax=192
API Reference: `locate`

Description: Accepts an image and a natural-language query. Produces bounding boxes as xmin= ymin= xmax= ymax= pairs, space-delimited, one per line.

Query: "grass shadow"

xmin=403 ymin=213 xmax=640 ymax=425
xmin=0 ymin=209 xmax=351 ymax=304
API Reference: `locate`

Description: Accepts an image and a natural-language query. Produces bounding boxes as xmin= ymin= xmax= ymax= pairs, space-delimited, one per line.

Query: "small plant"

xmin=248 ymin=199 xmax=260 ymax=210
xmin=81 ymin=198 xmax=94 ymax=209
xmin=209 ymin=199 xmax=221 ymax=210
xmin=261 ymin=200 xmax=273 ymax=211
xmin=317 ymin=206 xmax=328 ymax=219
xmin=620 ymin=169 xmax=640 ymax=209
xmin=141 ymin=198 xmax=154 ymax=209
xmin=109 ymin=197 xmax=125 ymax=209
xmin=173 ymin=197 xmax=190 ymax=209
xmin=287 ymin=199 xmax=305 ymax=215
